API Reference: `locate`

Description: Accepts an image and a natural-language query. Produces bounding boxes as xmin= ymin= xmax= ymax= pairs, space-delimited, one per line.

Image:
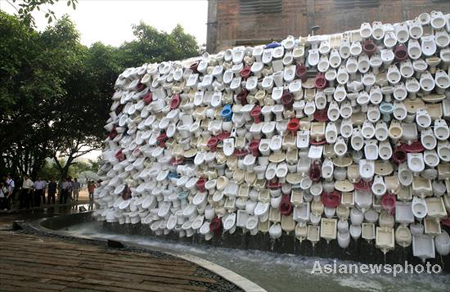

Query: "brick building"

xmin=206 ymin=0 xmax=450 ymax=53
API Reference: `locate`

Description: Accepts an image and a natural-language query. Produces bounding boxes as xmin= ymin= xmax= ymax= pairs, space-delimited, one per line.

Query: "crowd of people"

xmin=0 ymin=174 xmax=99 ymax=211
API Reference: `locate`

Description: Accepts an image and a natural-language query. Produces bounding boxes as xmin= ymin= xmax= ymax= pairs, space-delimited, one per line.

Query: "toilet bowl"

xmin=407 ymin=39 xmax=421 ymax=60
xmin=435 ymin=30 xmax=450 ymax=48
xmin=364 ymin=139 xmax=378 ymax=160
xmin=431 ymin=11 xmax=446 ymax=29
xmin=395 ymin=22 xmax=409 ymax=43
xmin=329 ymin=48 xmax=341 ymax=68
xmin=423 ymin=150 xmax=440 ymax=168
xmin=415 ymin=108 xmax=432 ymax=128
xmin=339 ymin=37 xmax=351 ymax=59
xmin=360 ymin=22 xmax=372 ymax=39
xmin=387 ymin=64 xmax=401 ymax=84
xmin=372 ymin=175 xmax=387 ymax=197
xmin=384 ymin=31 xmax=397 ymax=48
xmin=412 ymin=196 xmax=428 ymax=219
xmin=413 ymin=234 xmax=435 ymax=262
xmin=398 ymin=163 xmax=413 ymax=186
xmin=435 ymin=231 xmax=450 ymax=256
xmin=435 ymin=69 xmax=450 ymax=93
xmin=308 ymin=48 xmax=320 ymax=67
xmin=367 ymin=106 xmax=380 ymax=123
xmin=438 ymin=141 xmax=450 ymax=162
xmin=223 ymin=213 xmax=236 ymax=231
xmin=223 ymin=138 xmax=235 ymax=157
xmin=334 ymin=136 xmax=347 ymax=157
xmin=340 ymin=119 xmax=353 ymax=139
xmin=359 ymin=159 xmax=375 ymax=182
xmin=407 ymin=153 xmax=425 ymax=174
xmin=318 ymin=55 xmax=330 ymax=72
xmin=421 ymin=35 xmax=436 ymax=57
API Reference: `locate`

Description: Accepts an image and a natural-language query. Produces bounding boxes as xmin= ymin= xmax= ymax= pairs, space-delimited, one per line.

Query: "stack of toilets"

xmin=94 ymin=11 xmax=450 ymax=262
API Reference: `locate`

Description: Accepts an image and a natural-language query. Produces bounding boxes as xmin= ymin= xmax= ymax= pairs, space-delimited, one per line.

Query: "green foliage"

xmin=0 ymin=10 xmax=199 ymax=179
xmin=10 ymin=0 xmax=78 ymax=27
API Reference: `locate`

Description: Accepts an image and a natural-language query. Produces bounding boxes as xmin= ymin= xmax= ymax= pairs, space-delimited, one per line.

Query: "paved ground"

xmin=0 ymin=198 xmax=244 ymax=292
xmin=0 ymin=231 xmax=223 ymax=292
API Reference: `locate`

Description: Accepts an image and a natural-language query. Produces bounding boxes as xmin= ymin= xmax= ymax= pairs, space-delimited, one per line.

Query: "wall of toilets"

xmin=94 ymin=11 xmax=450 ymax=262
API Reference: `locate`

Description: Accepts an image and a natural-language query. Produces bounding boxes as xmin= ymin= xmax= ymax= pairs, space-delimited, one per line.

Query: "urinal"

xmin=307 ymin=225 xmax=320 ymax=245
xmin=376 ymin=226 xmax=395 ymax=254
xmin=431 ymin=11 xmax=446 ymax=30
xmin=435 ymin=231 xmax=450 ymax=256
xmin=362 ymin=223 xmax=376 ymax=241
xmin=355 ymin=190 xmax=373 ymax=213
xmin=269 ymin=223 xmax=282 ymax=239
xmin=413 ymin=234 xmax=435 ymax=262
xmin=360 ymin=22 xmax=372 ymax=39
xmin=395 ymin=22 xmax=409 ymax=43
xmin=421 ymin=35 xmax=436 ymax=57
xmin=438 ymin=141 xmax=450 ymax=162
xmin=350 ymin=224 xmax=362 ymax=241
xmin=310 ymin=122 xmax=325 ymax=142
xmin=307 ymin=48 xmax=320 ymax=67
xmin=412 ymin=196 xmax=428 ymax=219
xmin=395 ymin=225 xmax=412 ymax=248
xmin=426 ymin=197 xmax=446 ymax=218
xmin=295 ymin=222 xmax=308 ymax=241
xmin=320 ymin=218 xmax=337 ymax=242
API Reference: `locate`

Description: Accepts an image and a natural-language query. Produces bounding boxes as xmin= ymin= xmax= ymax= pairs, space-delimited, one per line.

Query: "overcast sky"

xmin=1 ymin=0 xmax=208 ymax=160
xmin=0 ymin=0 xmax=208 ymax=47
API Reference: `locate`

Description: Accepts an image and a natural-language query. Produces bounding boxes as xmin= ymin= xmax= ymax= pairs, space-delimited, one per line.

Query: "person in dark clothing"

xmin=47 ymin=178 xmax=57 ymax=205
xmin=59 ymin=178 xmax=71 ymax=205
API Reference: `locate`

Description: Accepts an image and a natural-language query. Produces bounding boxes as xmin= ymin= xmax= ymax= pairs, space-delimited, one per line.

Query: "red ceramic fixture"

xmin=137 ymin=79 xmax=146 ymax=92
xmin=196 ymin=177 xmax=207 ymax=192
xmin=170 ymin=157 xmax=184 ymax=165
xmin=394 ymin=44 xmax=408 ymax=62
xmin=267 ymin=180 xmax=281 ymax=190
xmin=279 ymin=195 xmax=293 ymax=216
xmin=281 ymin=91 xmax=294 ymax=109
xmin=250 ymin=105 xmax=262 ymax=123
xmin=392 ymin=145 xmax=407 ymax=164
xmin=210 ymin=216 xmax=223 ymax=236
xmin=321 ymin=191 xmax=341 ymax=208
xmin=237 ymin=90 xmax=249 ymax=105
xmin=309 ymin=161 xmax=321 ymax=182
xmin=314 ymin=72 xmax=327 ymax=90
xmin=240 ymin=65 xmax=252 ymax=79
xmin=170 ymin=94 xmax=181 ymax=110
xmin=121 ymin=185 xmax=131 ymax=200
xmin=354 ymin=180 xmax=372 ymax=191
xmin=249 ymin=139 xmax=260 ymax=157
xmin=234 ymin=149 xmax=249 ymax=158
xmin=442 ymin=213 xmax=450 ymax=227
xmin=287 ymin=118 xmax=300 ymax=136
xmin=115 ymin=149 xmax=125 ymax=162
xmin=310 ymin=139 xmax=326 ymax=145
xmin=109 ymin=127 xmax=118 ymax=139
xmin=143 ymin=92 xmax=153 ymax=105
xmin=314 ymin=108 xmax=329 ymax=122
xmin=381 ymin=193 xmax=396 ymax=215
xmin=402 ymin=141 xmax=425 ymax=153
xmin=362 ymin=39 xmax=377 ymax=56
xmin=216 ymin=131 xmax=231 ymax=141
xmin=157 ymin=133 xmax=168 ymax=148
xmin=296 ymin=64 xmax=308 ymax=82
xmin=115 ymin=104 xmax=124 ymax=114
xmin=207 ymin=136 xmax=219 ymax=152
xmin=190 ymin=62 xmax=199 ymax=73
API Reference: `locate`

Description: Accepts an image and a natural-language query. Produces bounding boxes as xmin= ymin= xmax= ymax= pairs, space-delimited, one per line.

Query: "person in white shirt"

xmin=20 ymin=175 xmax=34 ymax=209
xmin=34 ymin=178 xmax=46 ymax=207
xmin=0 ymin=182 xmax=9 ymax=210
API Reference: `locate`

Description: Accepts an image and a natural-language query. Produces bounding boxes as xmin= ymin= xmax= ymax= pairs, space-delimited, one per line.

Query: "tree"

xmin=6 ymin=0 xmax=77 ymax=27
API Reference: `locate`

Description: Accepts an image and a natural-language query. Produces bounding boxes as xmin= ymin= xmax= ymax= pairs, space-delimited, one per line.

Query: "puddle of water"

xmin=65 ymin=222 xmax=450 ymax=292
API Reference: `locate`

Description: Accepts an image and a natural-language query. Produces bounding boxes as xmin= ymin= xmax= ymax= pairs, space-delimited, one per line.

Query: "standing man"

xmin=34 ymin=178 xmax=46 ymax=207
xmin=47 ymin=178 xmax=57 ymax=205
xmin=60 ymin=178 xmax=71 ymax=205
xmin=6 ymin=175 xmax=15 ymax=204
xmin=72 ymin=178 xmax=80 ymax=203
xmin=87 ymin=181 xmax=96 ymax=203
xmin=20 ymin=175 xmax=34 ymax=209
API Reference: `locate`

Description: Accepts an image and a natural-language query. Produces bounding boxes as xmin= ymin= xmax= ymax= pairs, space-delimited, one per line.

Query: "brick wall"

xmin=208 ymin=0 xmax=450 ymax=52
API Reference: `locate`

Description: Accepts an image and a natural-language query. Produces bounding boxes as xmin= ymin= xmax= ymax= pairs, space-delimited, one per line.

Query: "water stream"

xmin=64 ymin=221 xmax=450 ymax=292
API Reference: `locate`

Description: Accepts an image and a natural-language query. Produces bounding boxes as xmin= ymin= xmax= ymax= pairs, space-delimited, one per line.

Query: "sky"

xmin=1 ymin=0 xmax=208 ymax=160
xmin=0 ymin=0 xmax=208 ymax=47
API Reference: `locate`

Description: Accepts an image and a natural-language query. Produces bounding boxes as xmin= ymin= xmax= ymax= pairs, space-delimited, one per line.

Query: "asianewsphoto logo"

xmin=311 ymin=260 xmax=442 ymax=277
